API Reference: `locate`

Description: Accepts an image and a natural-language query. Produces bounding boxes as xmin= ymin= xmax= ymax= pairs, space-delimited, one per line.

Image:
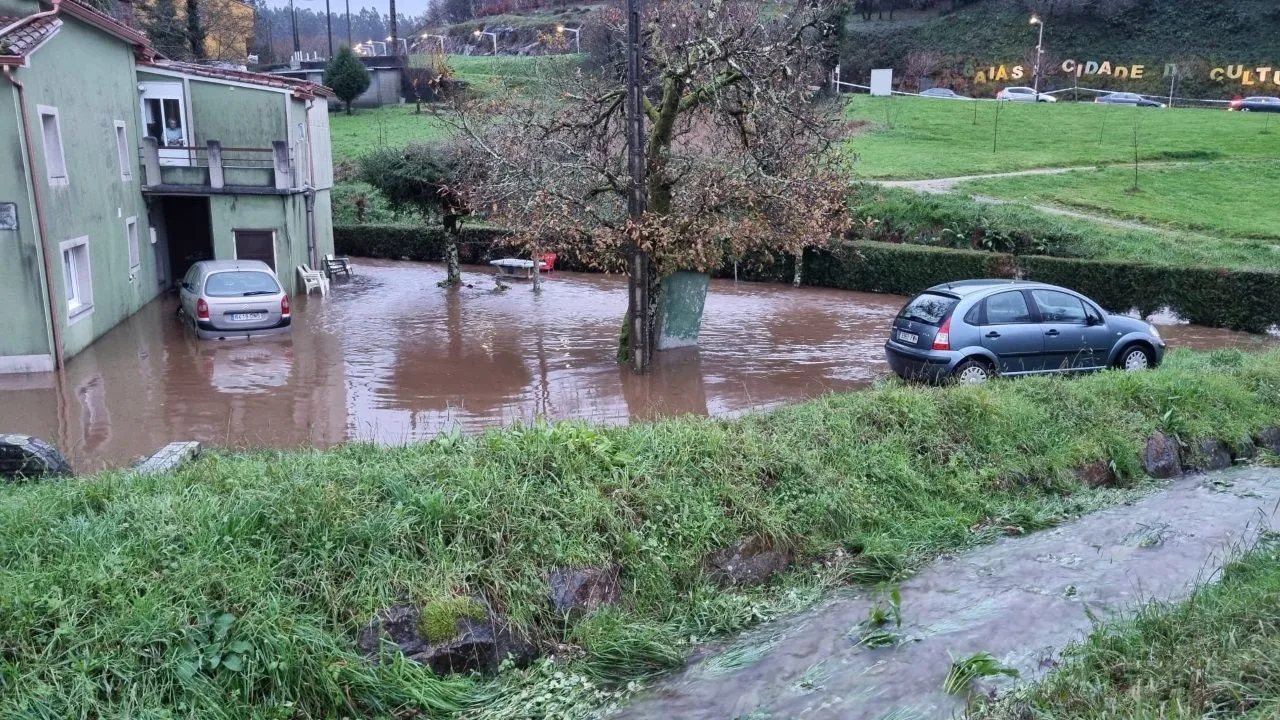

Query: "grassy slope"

xmin=843 ymin=0 xmax=1280 ymax=98
xmin=976 ymin=544 xmax=1280 ymax=719
xmin=849 ymin=185 xmax=1280 ymax=272
xmin=329 ymin=106 xmax=452 ymax=162
xmin=845 ymin=97 xmax=1280 ymax=179
xmin=957 ymin=160 xmax=1280 ymax=240
xmin=2 ymin=350 xmax=1280 ymax=717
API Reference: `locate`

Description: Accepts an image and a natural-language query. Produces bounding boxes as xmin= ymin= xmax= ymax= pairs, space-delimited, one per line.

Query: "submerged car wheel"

xmin=953 ymin=360 xmax=992 ymax=385
xmin=1120 ymin=345 xmax=1152 ymax=372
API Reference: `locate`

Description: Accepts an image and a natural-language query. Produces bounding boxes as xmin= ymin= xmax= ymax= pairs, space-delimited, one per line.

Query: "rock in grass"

xmin=1231 ymin=436 xmax=1257 ymax=461
xmin=1142 ymin=432 xmax=1183 ymax=479
xmin=1255 ymin=427 xmax=1280 ymax=454
xmin=356 ymin=598 xmax=537 ymax=676
xmin=1073 ymin=460 xmax=1117 ymax=488
xmin=548 ymin=566 xmax=621 ymax=618
xmin=0 ymin=434 xmax=73 ymax=481
xmin=1188 ymin=439 xmax=1233 ymax=472
xmin=703 ymin=536 xmax=795 ymax=587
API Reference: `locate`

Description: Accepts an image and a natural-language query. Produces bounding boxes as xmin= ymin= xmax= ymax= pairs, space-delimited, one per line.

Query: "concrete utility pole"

xmin=325 ymin=0 xmax=333 ymax=58
xmin=625 ymin=0 xmax=650 ymax=372
xmin=389 ymin=0 xmax=398 ymax=55
xmin=345 ymin=0 xmax=351 ymax=47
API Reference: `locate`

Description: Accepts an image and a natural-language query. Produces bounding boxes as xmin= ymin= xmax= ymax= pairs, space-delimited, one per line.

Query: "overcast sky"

xmin=268 ymin=0 xmax=434 ymax=20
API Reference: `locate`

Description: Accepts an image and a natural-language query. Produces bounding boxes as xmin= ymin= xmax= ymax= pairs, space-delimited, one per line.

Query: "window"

xmin=37 ymin=105 xmax=67 ymax=186
xmin=1031 ymin=289 xmax=1088 ymax=324
xmin=204 ymin=271 xmax=281 ymax=298
xmin=897 ymin=292 xmax=959 ymax=327
xmin=984 ymin=291 xmax=1033 ymax=325
xmin=115 ymin=121 xmax=132 ymax=182
xmin=60 ymin=236 xmax=92 ymax=321
xmin=125 ymin=217 xmax=139 ymax=273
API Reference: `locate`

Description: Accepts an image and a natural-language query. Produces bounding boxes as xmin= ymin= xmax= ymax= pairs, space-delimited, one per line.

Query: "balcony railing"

xmin=140 ymin=138 xmax=297 ymax=193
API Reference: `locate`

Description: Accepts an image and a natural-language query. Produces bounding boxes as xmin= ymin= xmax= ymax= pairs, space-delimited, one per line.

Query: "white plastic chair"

xmin=298 ymin=265 xmax=328 ymax=296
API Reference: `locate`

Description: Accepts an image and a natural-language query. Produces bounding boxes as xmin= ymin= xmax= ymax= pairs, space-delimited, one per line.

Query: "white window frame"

xmin=37 ymin=105 xmax=68 ymax=187
xmin=59 ymin=236 xmax=93 ymax=323
xmin=114 ymin=120 xmax=132 ymax=183
xmin=125 ymin=216 xmax=140 ymax=274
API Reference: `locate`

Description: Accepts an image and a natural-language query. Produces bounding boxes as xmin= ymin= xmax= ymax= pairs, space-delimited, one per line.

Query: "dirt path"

xmin=875 ymin=166 xmax=1095 ymax=194
xmin=614 ymin=467 xmax=1280 ymax=720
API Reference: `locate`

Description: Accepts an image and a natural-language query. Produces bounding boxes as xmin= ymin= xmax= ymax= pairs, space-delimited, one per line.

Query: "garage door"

xmin=234 ymin=230 xmax=275 ymax=271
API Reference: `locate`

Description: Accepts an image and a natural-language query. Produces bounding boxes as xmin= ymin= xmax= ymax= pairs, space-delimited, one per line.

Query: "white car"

xmin=997 ymin=86 xmax=1057 ymax=103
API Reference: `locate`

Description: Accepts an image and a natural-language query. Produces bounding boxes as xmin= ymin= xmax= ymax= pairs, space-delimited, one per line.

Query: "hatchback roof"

xmin=194 ymin=259 xmax=275 ymax=273
xmin=924 ymin=279 xmax=1060 ymax=297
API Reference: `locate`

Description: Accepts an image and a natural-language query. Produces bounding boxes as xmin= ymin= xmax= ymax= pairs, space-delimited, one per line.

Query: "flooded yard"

xmin=1 ymin=259 xmax=1273 ymax=471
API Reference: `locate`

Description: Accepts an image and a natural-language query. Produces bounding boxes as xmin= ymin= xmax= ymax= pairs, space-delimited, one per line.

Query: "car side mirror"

xmin=1086 ymin=314 xmax=1101 ymax=326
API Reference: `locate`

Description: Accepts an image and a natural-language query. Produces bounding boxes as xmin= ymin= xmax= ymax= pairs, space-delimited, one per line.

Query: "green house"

xmin=0 ymin=0 xmax=335 ymax=374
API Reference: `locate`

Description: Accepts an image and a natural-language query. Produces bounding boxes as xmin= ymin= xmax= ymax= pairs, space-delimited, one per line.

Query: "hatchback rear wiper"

xmin=241 ymin=290 xmax=276 ymax=296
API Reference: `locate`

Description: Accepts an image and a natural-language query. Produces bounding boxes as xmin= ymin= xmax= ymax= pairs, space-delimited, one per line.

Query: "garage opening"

xmin=161 ymin=197 xmax=213 ymax=282
xmin=233 ymin=230 xmax=276 ymax=271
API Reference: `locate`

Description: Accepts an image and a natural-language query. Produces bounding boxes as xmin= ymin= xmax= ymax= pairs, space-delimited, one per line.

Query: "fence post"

xmin=207 ymin=140 xmax=224 ymax=189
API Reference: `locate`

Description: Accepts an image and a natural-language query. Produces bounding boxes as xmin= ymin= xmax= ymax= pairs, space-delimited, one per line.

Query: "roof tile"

xmin=0 ymin=15 xmax=62 ymax=58
xmin=144 ymin=59 xmax=336 ymax=99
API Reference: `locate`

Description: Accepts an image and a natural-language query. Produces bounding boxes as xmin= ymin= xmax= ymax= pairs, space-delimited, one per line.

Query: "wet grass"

xmin=975 ymin=545 xmax=1280 ymax=718
xmin=2 ymin=348 xmax=1280 ymax=717
xmin=844 ymin=96 xmax=1280 ymax=180
xmin=958 ymin=161 xmax=1280 ymax=241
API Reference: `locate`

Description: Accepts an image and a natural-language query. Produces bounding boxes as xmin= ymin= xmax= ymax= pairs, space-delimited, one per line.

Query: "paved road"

xmin=615 ymin=467 xmax=1280 ymax=720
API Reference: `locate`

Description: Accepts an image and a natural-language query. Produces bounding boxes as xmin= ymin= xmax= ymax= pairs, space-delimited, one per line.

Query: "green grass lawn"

xmin=3 ymin=349 xmax=1279 ymax=717
xmin=845 ymin=97 xmax=1280 ymax=179
xmin=329 ymin=106 xmax=452 ymax=163
xmin=956 ymin=161 xmax=1280 ymax=240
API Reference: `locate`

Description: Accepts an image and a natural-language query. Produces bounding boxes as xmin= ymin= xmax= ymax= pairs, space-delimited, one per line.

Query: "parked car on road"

xmin=919 ymin=87 xmax=968 ymax=100
xmin=1095 ymin=92 xmax=1165 ymax=108
xmin=997 ymin=86 xmax=1057 ymax=103
xmin=1229 ymin=96 xmax=1280 ymax=112
xmin=884 ymin=280 xmax=1165 ymax=384
xmin=178 ymin=260 xmax=292 ymax=341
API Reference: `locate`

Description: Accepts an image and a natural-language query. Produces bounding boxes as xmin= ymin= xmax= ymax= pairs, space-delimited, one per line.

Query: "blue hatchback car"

xmin=884 ymin=280 xmax=1166 ymax=384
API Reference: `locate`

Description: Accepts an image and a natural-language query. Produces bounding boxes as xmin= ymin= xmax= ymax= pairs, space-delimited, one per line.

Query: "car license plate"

xmin=897 ymin=330 xmax=919 ymax=344
xmin=230 ymin=312 xmax=266 ymax=322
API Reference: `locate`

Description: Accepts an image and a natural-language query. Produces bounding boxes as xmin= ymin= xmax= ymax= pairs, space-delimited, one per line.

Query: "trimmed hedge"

xmin=334 ymin=224 xmax=512 ymax=264
xmin=333 ymin=225 xmax=1280 ymax=333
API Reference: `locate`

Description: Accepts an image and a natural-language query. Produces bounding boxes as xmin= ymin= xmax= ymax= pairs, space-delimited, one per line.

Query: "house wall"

xmin=208 ymin=193 xmax=311 ymax=294
xmin=0 ymin=81 xmax=54 ymax=370
xmin=188 ymin=78 xmax=288 ymax=148
xmin=8 ymin=14 xmax=160 ymax=360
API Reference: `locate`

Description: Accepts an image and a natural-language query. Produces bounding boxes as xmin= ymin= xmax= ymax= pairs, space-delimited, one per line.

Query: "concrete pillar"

xmin=272 ymin=140 xmax=294 ymax=190
xmin=207 ymin=140 xmax=224 ymax=189
xmin=141 ymin=137 xmax=162 ymax=187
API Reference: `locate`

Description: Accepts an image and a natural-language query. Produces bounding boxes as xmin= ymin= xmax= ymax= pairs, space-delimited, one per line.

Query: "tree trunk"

xmin=442 ymin=215 xmax=462 ymax=286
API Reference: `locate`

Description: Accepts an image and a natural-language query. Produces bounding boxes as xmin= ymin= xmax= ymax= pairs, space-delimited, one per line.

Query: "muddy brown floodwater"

xmin=1 ymin=259 xmax=1274 ymax=472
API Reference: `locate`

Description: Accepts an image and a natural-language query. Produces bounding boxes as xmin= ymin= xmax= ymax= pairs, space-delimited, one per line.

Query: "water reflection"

xmin=0 ymin=259 xmax=1273 ymax=471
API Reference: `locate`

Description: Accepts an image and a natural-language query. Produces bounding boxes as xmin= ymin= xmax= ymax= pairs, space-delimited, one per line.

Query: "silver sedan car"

xmin=178 ymin=260 xmax=292 ymax=340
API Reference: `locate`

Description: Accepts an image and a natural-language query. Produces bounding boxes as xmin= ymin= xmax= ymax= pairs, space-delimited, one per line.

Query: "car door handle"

xmin=1045 ymin=329 xmax=1060 ymax=337
xmin=985 ymin=331 xmax=1001 ymax=338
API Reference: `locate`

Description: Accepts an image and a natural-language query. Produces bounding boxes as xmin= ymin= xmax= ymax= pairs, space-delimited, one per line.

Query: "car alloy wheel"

xmin=1122 ymin=348 xmax=1150 ymax=371
xmin=955 ymin=361 xmax=991 ymax=385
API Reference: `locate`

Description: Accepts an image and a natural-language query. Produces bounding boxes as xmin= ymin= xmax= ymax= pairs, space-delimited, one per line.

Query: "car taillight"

xmin=932 ymin=316 xmax=952 ymax=351
xmin=196 ymin=298 xmax=209 ymax=320
xmin=281 ymin=294 xmax=291 ymax=317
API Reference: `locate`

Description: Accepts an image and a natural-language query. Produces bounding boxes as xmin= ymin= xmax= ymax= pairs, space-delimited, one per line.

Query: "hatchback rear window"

xmin=205 ymin=271 xmax=281 ymax=297
xmin=897 ymin=292 xmax=959 ymax=327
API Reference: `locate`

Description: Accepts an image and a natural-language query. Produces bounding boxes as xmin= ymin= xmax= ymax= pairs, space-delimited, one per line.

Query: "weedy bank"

xmin=2 ymin=349 xmax=1279 ymax=718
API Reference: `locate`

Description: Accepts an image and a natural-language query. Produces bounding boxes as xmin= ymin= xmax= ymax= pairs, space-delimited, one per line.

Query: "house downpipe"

xmin=4 ymin=62 xmax=65 ymax=371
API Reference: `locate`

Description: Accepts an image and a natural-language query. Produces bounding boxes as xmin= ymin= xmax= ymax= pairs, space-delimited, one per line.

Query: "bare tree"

xmin=451 ymin=0 xmax=850 ymax=355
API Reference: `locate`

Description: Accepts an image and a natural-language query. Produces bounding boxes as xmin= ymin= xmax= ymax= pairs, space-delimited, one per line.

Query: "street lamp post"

xmin=1030 ymin=15 xmax=1045 ymax=96
xmin=556 ymin=24 xmax=580 ymax=54
xmin=473 ymin=30 xmax=498 ymax=55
